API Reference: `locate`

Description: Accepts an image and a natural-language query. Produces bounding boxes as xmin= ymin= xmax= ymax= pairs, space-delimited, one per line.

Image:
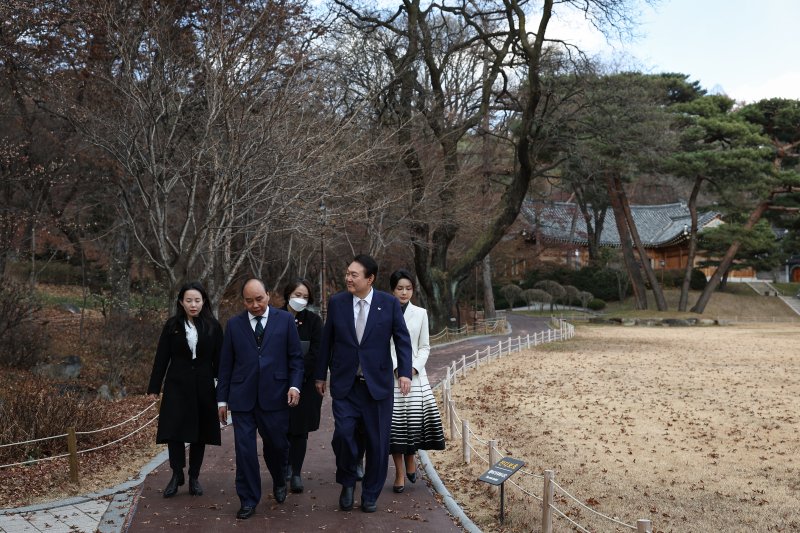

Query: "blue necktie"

xmin=254 ymin=316 xmax=264 ymax=343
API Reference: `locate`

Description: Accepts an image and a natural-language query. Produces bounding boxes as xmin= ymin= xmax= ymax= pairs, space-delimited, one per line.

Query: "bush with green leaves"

xmin=587 ymin=298 xmax=607 ymax=311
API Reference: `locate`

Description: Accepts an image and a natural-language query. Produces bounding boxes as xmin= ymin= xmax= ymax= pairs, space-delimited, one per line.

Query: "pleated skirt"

xmin=389 ymin=374 xmax=446 ymax=454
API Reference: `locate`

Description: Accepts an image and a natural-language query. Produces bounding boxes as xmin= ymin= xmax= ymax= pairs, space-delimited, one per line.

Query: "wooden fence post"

xmin=461 ymin=354 xmax=467 ymax=377
xmin=526 ymin=333 xmax=531 ymax=348
xmin=67 ymin=426 xmax=78 ymax=485
xmin=462 ymin=419 xmax=470 ymax=464
xmin=542 ymin=469 xmax=554 ymax=533
xmin=450 ymin=400 xmax=458 ymax=440
xmin=451 ymin=361 xmax=457 ymax=384
xmin=497 ymin=340 xmax=502 ymax=358
xmin=474 ymin=349 xmax=480 ymax=368
xmin=636 ymin=519 xmax=652 ymax=533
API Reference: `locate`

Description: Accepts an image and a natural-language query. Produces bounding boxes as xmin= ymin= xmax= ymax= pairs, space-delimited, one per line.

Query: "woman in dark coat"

xmin=147 ymin=281 xmax=223 ymax=498
xmin=281 ymin=278 xmax=323 ymax=493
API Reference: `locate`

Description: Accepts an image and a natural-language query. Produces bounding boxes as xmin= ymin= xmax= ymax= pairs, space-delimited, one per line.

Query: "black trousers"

xmin=167 ymin=441 xmax=205 ymax=478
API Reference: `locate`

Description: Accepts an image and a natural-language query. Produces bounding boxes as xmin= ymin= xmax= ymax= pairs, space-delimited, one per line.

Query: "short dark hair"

xmin=352 ymin=254 xmax=378 ymax=280
xmin=389 ymin=269 xmax=414 ymax=291
xmin=241 ymin=278 xmax=267 ymax=297
xmin=282 ymin=278 xmax=314 ymax=306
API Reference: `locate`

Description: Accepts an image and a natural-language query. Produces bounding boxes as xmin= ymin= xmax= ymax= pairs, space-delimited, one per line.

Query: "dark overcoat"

xmin=283 ymin=307 xmax=323 ymax=435
xmin=147 ymin=316 xmax=223 ymax=445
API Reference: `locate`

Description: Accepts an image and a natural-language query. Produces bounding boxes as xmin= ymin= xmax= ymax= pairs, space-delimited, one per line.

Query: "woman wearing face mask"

xmin=280 ymin=278 xmax=323 ymax=493
xmin=147 ymin=281 xmax=223 ymax=498
xmin=388 ymin=269 xmax=445 ymax=494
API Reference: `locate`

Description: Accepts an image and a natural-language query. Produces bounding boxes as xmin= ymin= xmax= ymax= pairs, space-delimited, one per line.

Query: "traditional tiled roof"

xmin=520 ymin=201 xmax=720 ymax=248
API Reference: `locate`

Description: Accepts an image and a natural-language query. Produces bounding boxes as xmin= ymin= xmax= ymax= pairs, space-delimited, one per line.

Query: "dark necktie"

xmin=254 ymin=315 xmax=264 ymax=343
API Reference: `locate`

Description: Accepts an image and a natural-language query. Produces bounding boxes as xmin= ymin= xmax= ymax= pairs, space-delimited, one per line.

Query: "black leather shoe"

xmin=406 ymin=471 xmax=417 ymax=484
xmin=188 ymin=477 xmax=203 ymax=496
xmin=274 ymin=484 xmax=287 ymax=503
xmin=392 ymin=485 xmax=404 ymax=493
xmin=236 ymin=506 xmax=256 ymax=520
xmin=361 ymin=500 xmax=377 ymax=513
xmin=163 ymin=471 xmax=184 ymax=498
xmin=339 ymin=486 xmax=354 ymax=511
xmin=355 ymin=463 xmax=364 ymax=481
xmin=290 ymin=475 xmax=304 ymax=493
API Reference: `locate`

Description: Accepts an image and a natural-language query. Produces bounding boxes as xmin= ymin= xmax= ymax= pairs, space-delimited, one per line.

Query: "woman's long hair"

xmin=173 ymin=281 xmax=216 ymax=330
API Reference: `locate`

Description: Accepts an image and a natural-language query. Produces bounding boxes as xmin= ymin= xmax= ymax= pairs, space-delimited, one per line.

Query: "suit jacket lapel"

xmin=262 ymin=307 xmax=277 ymax=348
xmin=239 ymin=311 xmax=258 ymax=350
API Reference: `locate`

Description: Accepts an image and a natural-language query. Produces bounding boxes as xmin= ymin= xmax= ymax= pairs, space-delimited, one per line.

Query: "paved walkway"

xmin=0 ymin=313 xmax=550 ymax=533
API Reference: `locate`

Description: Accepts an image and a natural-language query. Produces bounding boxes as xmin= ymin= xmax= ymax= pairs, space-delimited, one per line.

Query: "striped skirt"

xmin=390 ymin=374 xmax=446 ymax=454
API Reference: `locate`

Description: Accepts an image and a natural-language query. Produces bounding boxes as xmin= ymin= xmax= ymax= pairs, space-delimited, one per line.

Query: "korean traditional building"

xmin=495 ymin=200 xmax=757 ymax=281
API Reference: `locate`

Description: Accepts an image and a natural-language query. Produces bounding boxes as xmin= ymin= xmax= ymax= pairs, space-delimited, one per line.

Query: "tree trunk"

xmin=108 ymin=218 xmax=131 ymax=317
xmin=482 ymin=255 xmax=496 ymax=319
xmin=691 ymin=200 xmax=771 ymax=313
xmin=615 ymin=176 xmax=668 ymax=311
xmin=605 ymin=174 xmax=647 ymax=309
xmin=678 ymin=178 xmax=702 ymax=311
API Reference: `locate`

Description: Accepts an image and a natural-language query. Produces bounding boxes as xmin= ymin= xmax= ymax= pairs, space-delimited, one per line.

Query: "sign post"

xmin=478 ymin=456 xmax=525 ymax=524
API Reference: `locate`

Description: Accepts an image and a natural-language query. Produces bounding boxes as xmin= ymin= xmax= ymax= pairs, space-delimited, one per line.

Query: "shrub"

xmin=0 ymin=280 xmax=49 ymax=369
xmin=499 ymin=284 xmax=523 ymax=310
xmin=587 ymin=298 xmax=606 ymax=311
xmin=690 ymin=268 xmax=708 ymax=290
xmin=0 ymin=376 xmax=96 ymax=463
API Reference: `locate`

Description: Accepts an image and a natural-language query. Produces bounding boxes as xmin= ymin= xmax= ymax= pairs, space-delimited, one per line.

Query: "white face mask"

xmin=288 ymin=297 xmax=308 ymax=312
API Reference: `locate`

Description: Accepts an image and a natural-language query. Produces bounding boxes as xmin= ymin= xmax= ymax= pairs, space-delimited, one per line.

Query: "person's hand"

xmin=315 ymin=380 xmax=326 ymax=396
xmin=288 ymin=389 xmax=300 ymax=407
xmin=218 ymin=406 xmax=228 ymax=426
xmin=398 ymin=376 xmax=411 ymax=396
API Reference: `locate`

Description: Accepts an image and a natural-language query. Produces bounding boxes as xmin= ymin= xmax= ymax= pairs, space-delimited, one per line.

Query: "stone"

xmin=32 ymin=355 xmax=82 ymax=380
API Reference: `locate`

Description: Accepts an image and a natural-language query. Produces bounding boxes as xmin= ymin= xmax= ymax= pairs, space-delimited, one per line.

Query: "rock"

xmin=697 ymin=318 xmax=716 ymax=326
xmin=716 ymin=319 xmax=732 ymax=326
xmin=97 ymin=383 xmax=127 ymax=401
xmin=32 ymin=355 xmax=82 ymax=380
xmin=621 ymin=318 xmax=636 ymax=326
xmin=60 ymin=304 xmax=81 ymax=314
xmin=663 ymin=319 xmax=692 ymax=327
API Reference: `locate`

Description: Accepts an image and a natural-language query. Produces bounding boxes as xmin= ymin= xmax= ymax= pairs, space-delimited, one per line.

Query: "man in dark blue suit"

xmin=217 ymin=279 xmax=304 ymax=520
xmin=315 ymin=254 xmax=413 ymax=513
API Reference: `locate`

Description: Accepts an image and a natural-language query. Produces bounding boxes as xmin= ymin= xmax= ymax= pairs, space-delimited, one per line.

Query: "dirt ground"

xmin=427 ymin=324 xmax=800 ymax=533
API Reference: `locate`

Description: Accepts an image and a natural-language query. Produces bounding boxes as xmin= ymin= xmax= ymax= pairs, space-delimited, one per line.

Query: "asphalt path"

xmin=123 ymin=312 xmax=550 ymax=532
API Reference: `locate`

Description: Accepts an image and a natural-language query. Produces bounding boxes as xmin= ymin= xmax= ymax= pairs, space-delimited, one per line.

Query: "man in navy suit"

xmin=315 ymin=254 xmax=413 ymax=513
xmin=217 ymin=279 xmax=304 ymax=520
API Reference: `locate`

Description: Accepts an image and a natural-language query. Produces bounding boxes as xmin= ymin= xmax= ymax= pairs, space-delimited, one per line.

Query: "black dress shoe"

xmin=188 ymin=477 xmax=203 ymax=496
xmin=163 ymin=471 xmax=185 ymax=498
xmin=392 ymin=485 xmax=404 ymax=493
xmin=290 ymin=475 xmax=304 ymax=493
xmin=361 ymin=500 xmax=377 ymax=513
xmin=273 ymin=484 xmax=287 ymax=503
xmin=236 ymin=506 xmax=256 ymax=520
xmin=406 ymin=471 xmax=417 ymax=484
xmin=339 ymin=486 xmax=354 ymax=511
xmin=355 ymin=463 xmax=364 ymax=481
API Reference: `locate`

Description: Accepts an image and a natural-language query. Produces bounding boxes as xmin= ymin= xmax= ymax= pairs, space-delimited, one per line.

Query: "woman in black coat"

xmin=281 ymin=278 xmax=323 ymax=493
xmin=147 ymin=281 xmax=223 ymax=498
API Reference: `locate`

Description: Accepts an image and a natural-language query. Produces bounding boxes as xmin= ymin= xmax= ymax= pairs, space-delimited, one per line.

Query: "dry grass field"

xmin=427 ymin=324 xmax=800 ymax=532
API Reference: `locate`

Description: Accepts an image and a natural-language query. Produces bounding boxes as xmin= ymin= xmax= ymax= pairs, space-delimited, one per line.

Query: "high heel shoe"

xmin=392 ymin=484 xmax=405 ymax=493
xmin=406 ymin=471 xmax=417 ymax=484
xmin=163 ymin=470 xmax=185 ymax=498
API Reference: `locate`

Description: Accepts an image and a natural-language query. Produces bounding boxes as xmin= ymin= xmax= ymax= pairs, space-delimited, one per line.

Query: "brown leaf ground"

xmin=427 ymin=324 xmax=800 ymax=533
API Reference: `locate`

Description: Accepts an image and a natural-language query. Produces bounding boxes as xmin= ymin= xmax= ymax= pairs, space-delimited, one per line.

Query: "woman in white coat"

xmin=389 ymin=269 xmax=445 ymax=493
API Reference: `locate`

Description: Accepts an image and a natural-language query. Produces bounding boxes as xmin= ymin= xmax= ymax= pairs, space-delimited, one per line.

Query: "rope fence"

xmin=434 ymin=319 xmax=654 ymax=533
xmin=430 ymin=316 xmax=508 ymax=345
xmin=0 ymin=401 xmax=160 ymax=484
